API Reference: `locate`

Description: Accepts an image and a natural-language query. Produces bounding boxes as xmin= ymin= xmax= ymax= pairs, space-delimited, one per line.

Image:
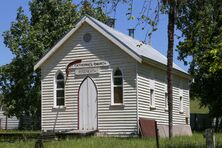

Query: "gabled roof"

xmin=34 ymin=15 xmax=189 ymax=77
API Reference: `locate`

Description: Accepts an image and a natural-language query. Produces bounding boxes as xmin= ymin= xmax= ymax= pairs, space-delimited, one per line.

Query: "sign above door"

xmin=73 ymin=61 xmax=109 ymax=75
xmin=75 ymin=68 xmax=100 ymax=75
xmin=73 ymin=61 xmax=109 ymax=68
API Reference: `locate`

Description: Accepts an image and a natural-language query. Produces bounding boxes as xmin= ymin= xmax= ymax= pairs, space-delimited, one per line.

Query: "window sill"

xmin=109 ymin=104 xmax=124 ymax=110
xmin=150 ymin=106 xmax=156 ymax=110
xmin=110 ymin=103 xmax=124 ymax=107
xmin=52 ymin=106 xmax=66 ymax=112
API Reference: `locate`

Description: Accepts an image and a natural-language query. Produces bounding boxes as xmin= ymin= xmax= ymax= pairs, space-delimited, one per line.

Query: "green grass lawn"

xmin=190 ymin=99 xmax=209 ymax=114
xmin=0 ymin=133 xmax=222 ymax=148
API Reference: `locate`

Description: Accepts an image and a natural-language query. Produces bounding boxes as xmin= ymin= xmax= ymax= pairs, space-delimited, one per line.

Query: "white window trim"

xmin=111 ymin=68 xmax=124 ymax=106
xmin=164 ymin=92 xmax=168 ymax=111
xmin=164 ymin=84 xmax=168 ymax=111
xmin=150 ymin=89 xmax=156 ymax=109
xmin=179 ymin=89 xmax=184 ymax=113
xmin=179 ymin=96 xmax=184 ymax=113
xmin=149 ymin=79 xmax=155 ymax=109
xmin=53 ymin=70 xmax=66 ymax=108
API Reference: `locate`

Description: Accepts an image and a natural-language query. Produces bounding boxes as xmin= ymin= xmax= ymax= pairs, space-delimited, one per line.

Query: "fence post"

xmin=203 ymin=128 xmax=215 ymax=148
xmin=155 ymin=121 xmax=159 ymax=148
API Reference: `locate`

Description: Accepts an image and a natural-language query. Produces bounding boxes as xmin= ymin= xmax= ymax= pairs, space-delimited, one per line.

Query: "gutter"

xmin=141 ymin=56 xmax=192 ymax=80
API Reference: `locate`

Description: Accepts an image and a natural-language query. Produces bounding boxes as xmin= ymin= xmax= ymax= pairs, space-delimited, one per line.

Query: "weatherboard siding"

xmin=41 ymin=23 xmax=138 ymax=135
xmin=137 ymin=63 xmax=190 ymax=126
xmin=0 ymin=110 xmax=19 ymax=129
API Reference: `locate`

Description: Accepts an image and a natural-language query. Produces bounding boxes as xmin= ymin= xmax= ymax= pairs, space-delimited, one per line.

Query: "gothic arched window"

xmin=55 ymin=72 xmax=65 ymax=106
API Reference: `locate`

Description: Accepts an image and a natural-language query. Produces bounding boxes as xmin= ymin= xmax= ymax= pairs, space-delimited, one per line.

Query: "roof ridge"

xmin=35 ymin=15 xmax=188 ymax=76
xmin=87 ymin=15 xmax=186 ymax=73
xmin=87 ymin=16 xmax=166 ymax=58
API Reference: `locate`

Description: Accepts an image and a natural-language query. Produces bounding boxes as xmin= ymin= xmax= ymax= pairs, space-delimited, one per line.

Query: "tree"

xmin=0 ymin=0 xmax=107 ymax=128
xmin=165 ymin=0 xmax=176 ymax=138
xmin=0 ymin=94 xmax=3 ymax=108
xmin=176 ymin=0 xmax=222 ymax=130
xmin=162 ymin=0 xmax=185 ymax=138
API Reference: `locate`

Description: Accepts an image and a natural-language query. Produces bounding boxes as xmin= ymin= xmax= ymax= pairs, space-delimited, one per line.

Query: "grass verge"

xmin=0 ymin=133 xmax=221 ymax=148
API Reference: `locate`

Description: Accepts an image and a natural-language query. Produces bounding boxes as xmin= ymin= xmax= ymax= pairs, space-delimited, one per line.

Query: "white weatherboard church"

xmin=34 ymin=16 xmax=192 ymax=137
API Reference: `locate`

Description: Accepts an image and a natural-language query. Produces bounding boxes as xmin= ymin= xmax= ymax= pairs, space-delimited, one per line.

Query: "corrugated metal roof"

xmin=88 ymin=16 xmax=187 ymax=73
xmin=35 ymin=15 xmax=187 ymax=75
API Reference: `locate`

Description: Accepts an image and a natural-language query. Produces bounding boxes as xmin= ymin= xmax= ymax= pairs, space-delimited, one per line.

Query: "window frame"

xmin=111 ymin=68 xmax=124 ymax=106
xmin=165 ymin=92 xmax=168 ymax=111
xmin=149 ymin=79 xmax=155 ymax=109
xmin=150 ymin=89 xmax=155 ymax=109
xmin=54 ymin=70 xmax=65 ymax=108
xmin=179 ymin=96 xmax=184 ymax=113
xmin=164 ymin=85 xmax=168 ymax=111
xmin=179 ymin=89 xmax=183 ymax=113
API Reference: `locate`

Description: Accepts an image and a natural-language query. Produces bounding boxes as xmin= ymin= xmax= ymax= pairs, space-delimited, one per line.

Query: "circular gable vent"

xmin=83 ymin=33 xmax=92 ymax=42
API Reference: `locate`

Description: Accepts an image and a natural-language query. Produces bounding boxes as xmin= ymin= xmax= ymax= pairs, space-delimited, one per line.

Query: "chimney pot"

xmin=128 ymin=28 xmax=135 ymax=38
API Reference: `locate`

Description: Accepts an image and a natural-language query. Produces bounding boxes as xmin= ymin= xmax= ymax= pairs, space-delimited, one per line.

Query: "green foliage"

xmin=79 ymin=1 xmax=107 ymax=23
xmin=177 ymin=0 xmax=222 ymax=118
xmin=0 ymin=0 xmax=107 ymax=124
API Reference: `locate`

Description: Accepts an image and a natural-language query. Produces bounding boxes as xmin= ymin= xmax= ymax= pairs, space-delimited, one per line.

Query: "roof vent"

xmin=106 ymin=18 xmax=115 ymax=28
xmin=83 ymin=33 xmax=92 ymax=42
xmin=128 ymin=28 xmax=135 ymax=38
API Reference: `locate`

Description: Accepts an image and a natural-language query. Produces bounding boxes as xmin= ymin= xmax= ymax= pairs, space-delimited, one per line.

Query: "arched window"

xmin=55 ymin=72 xmax=65 ymax=106
xmin=113 ymin=68 xmax=123 ymax=104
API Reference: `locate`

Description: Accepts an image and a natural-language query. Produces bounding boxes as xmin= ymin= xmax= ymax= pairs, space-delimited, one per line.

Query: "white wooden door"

xmin=79 ymin=77 xmax=97 ymax=131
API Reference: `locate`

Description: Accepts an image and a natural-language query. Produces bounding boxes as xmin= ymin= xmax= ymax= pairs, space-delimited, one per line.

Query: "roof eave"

xmin=34 ymin=16 xmax=143 ymax=71
xmin=34 ymin=16 xmax=88 ymax=70
xmin=86 ymin=17 xmax=142 ymax=63
xmin=141 ymin=56 xmax=192 ymax=80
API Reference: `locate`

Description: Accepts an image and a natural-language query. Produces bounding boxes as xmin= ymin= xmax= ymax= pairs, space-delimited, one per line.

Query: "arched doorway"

xmin=78 ymin=76 xmax=97 ymax=131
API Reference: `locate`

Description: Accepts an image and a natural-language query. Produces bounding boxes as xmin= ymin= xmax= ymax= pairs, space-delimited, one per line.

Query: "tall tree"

xmin=0 ymin=0 xmax=107 ymax=127
xmin=176 ymin=0 xmax=222 ymax=130
xmin=164 ymin=0 xmax=176 ymax=138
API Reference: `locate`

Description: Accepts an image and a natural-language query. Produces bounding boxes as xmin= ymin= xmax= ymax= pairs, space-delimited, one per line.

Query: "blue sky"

xmin=0 ymin=1 xmax=30 ymax=66
xmin=0 ymin=0 xmax=189 ymax=71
